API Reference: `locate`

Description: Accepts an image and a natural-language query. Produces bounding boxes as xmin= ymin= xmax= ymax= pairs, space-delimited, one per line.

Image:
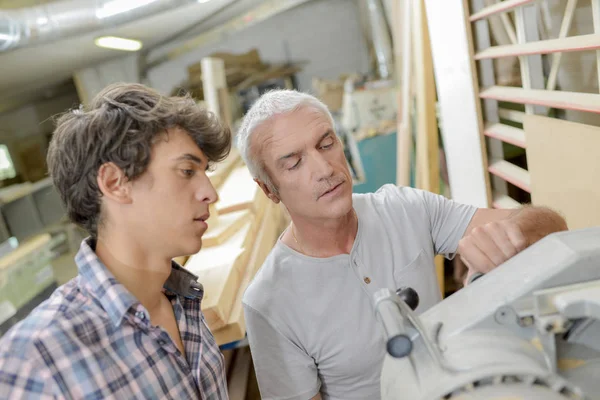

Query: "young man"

xmin=236 ymin=90 xmax=568 ymax=400
xmin=0 ymin=83 xmax=231 ymax=399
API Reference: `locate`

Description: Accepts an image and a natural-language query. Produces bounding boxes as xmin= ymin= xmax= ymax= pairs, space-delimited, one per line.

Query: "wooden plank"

xmin=424 ymin=0 xmax=490 ymax=207
xmin=488 ymin=159 xmax=531 ymax=192
xmin=469 ymin=0 xmax=535 ymax=22
xmin=216 ymin=166 xmax=265 ymax=215
xmin=524 ymin=115 xmax=600 ymax=229
xmin=202 ymin=209 xmax=252 ymax=248
xmin=498 ymin=107 xmax=525 ymax=123
xmin=484 ymin=123 xmax=526 ymax=148
xmin=546 ymin=0 xmax=578 ymax=91
xmin=186 ymin=221 xmax=253 ymax=330
xmin=480 ymin=86 xmax=600 ymax=114
xmin=474 ymin=0 xmax=509 ymax=199
xmin=475 ymin=34 xmax=600 ymax=59
xmin=207 ymin=148 xmax=242 ymax=189
xmin=214 ymin=202 xmax=281 ymax=346
xmin=413 ymin=0 xmax=439 ymax=194
xmin=592 ymin=0 xmax=600 ymax=93
xmin=395 ymin=0 xmax=412 ymax=186
xmin=227 ymin=347 xmax=252 ymax=400
xmin=492 ymin=193 xmax=521 ymax=209
xmin=515 ymin=4 xmax=546 ymax=115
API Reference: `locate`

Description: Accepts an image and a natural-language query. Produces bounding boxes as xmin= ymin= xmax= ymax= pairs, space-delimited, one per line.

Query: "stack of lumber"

xmin=172 ymin=48 xmax=305 ymax=100
xmin=182 ymin=148 xmax=283 ymax=345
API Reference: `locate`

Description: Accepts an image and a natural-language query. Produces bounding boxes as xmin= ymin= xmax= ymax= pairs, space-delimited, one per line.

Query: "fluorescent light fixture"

xmin=36 ymin=16 xmax=49 ymax=25
xmin=96 ymin=0 xmax=159 ymax=19
xmin=95 ymin=36 xmax=143 ymax=51
xmin=198 ymin=0 xmax=212 ymax=2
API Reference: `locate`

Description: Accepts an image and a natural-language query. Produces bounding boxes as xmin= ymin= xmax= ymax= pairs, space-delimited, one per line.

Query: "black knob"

xmin=387 ymin=334 xmax=413 ymax=358
xmin=396 ymin=287 xmax=419 ymax=311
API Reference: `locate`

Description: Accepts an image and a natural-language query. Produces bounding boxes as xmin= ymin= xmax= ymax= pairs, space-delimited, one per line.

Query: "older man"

xmin=237 ymin=90 xmax=567 ymax=400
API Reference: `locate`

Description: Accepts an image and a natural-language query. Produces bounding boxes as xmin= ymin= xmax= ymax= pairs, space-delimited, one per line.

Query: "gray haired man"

xmin=238 ymin=90 xmax=567 ymax=400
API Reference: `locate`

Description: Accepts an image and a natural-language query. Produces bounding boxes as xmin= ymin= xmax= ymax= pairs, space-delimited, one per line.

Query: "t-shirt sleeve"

xmin=415 ymin=188 xmax=477 ymax=258
xmin=244 ymin=304 xmax=321 ymax=400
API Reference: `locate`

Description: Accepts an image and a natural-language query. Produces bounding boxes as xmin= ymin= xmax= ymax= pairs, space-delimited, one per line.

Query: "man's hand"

xmin=458 ymin=219 xmax=527 ymax=284
xmin=457 ymin=206 xmax=567 ymax=286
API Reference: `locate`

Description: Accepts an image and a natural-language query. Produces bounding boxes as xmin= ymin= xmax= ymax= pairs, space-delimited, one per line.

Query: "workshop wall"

xmin=147 ymin=0 xmax=370 ymax=95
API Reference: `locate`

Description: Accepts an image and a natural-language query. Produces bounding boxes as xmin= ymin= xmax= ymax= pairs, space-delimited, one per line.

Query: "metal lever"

xmin=374 ymin=288 xmax=420 ymax=358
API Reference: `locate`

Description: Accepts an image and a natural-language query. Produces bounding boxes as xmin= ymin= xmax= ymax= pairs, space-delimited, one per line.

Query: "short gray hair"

xmin=236 ymin=89 xmax=334 ymax=191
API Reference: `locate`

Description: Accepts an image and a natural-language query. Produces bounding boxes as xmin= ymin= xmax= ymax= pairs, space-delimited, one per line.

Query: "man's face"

xmin=127 ymin=127 xmax=218 ymax=258
xmin=259 ymin=106 xmax=353 ymax=221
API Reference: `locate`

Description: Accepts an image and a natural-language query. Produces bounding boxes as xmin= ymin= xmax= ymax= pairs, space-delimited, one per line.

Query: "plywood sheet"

xmin=524 ymin=115 xmax=600 ymax=229
xmin=214 ymin=202 xmax=281 ymax=345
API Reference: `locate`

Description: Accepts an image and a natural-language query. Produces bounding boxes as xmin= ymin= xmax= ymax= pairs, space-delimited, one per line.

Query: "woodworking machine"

xmin=375 ymin=227 xmax=600 ymax=399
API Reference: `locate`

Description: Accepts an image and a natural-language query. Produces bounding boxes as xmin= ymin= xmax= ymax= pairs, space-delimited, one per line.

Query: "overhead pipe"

xmin=0 ymin=0 xmax=202 ymax=52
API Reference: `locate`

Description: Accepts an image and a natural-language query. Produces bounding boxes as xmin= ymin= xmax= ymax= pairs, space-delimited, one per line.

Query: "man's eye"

xmin=181 ymin=169 xmax=195 ymax=177
xmin=321 ymin=139 xmax=334 ymax=149
xmin=288 ymin=160 xmax=301 ymax=170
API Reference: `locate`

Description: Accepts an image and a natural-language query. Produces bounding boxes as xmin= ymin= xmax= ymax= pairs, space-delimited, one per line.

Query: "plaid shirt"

xmin=0 ymin=239 xmax=228 ymax=399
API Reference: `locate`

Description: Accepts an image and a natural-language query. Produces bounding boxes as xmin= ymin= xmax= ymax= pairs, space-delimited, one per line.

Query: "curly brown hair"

xmin=47 ymin=82 xmax=231 ymax=237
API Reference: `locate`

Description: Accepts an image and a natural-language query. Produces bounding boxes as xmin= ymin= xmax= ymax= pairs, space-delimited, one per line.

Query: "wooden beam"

xmin=492 ymin=193 xmax=522 ymax=209
xmin=469 ymin=0 xmax=536 ymax=22
xmin=216 ymin=166 xmax=265 ymax=215
xmin=396 ymin=0 xmax=413 ymax=186
xmin=480 ymin=86 xmax=600 ymax=113
xmin=424 ymin=0 xmax=490 ymax=207
xmin=488 ymin=159 xmax=531 ymax=192
xmin=546 ymin=0 xmax=578 ymax=91
xmin=592 ymin=0 xmax=600 ymax=93
xmin=413 ymin=0 xmax=439 ymax=194
xmin=514 ymin=4 xmax=546 ymax=115
xmin=484 ymin=123 xmax=526 ymax=148
xmin=498 ymin=107 xmax=525 ymax=123
xmin=474 ymin=0 xmax=509 ymax=200
xmin=475 ymin=33 xmax=600 ymax=59
xmin=213 ymin=202 xmax=281 ymax=346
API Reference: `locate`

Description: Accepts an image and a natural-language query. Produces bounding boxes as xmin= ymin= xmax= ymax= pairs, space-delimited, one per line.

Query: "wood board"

xmin=214 ymin=201 xmax=281 ymax=345
xmin=524 ymin=115 xmax=600 ymax=229
xmin=207 ymin=148 xmax=242 ymax=190
xmin=186 ymin=221 xmax=253 ymax=330
xmin=202 ymin=209 xmax=252 ymax=248
xmin=216 ymin=166 xmax=264 ymax=215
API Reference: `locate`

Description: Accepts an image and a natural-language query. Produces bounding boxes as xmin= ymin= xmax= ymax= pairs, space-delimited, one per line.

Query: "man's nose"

xmin=311 ymin=152 xmax=334 ymax=180
xmin=196 ymin=176 xmax=218 ymax=204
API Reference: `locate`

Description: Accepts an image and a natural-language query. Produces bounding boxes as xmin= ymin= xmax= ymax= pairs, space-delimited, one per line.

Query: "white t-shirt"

xmin=243 ymin=184 xmax=477 ymax=400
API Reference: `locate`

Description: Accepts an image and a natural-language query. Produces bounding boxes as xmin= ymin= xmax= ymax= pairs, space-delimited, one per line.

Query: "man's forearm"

xmin=509 ymin=206 xmax=568 ymax=247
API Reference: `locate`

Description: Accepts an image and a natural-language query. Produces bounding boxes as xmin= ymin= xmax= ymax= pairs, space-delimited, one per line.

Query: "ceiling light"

xmin=198 ymin=0 xmax=212 ymax=2
xmin=96 ymin=0 xmax=159 ymax=19
xmin=95 ymin=36 xmax=143 ymax=51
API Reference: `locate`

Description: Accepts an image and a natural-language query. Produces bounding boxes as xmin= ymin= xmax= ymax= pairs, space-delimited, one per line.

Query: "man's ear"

xmin=97 ymin=162 xmax=132 ymax=204
xmin=254 ymin=178 xmax=280 ymax=204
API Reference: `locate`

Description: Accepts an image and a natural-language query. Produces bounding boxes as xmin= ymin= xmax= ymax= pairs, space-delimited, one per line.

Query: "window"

xmin=0 ymin=145 xmax=16 ymax=181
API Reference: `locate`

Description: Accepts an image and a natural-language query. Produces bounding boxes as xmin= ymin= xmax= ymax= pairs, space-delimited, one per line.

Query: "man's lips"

xmin=194 ymin=213 xmax=209 ymax=222
xmin=319 ymin=181 xmax=343 ymax=198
